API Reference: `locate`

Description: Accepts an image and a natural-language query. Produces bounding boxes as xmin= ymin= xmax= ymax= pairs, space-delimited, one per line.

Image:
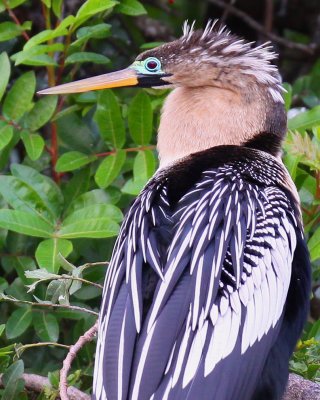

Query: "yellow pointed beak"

xmin=37 ymin=68 xmax=138 ymax=95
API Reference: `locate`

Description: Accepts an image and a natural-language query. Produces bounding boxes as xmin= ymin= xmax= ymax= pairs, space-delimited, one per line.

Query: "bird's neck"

xmin=157 ymin=86 xmax=270 ymax=168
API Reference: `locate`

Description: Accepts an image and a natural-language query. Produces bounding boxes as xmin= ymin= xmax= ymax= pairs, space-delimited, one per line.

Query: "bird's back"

xmin=93 ymin=145 xmax=310 ymax=400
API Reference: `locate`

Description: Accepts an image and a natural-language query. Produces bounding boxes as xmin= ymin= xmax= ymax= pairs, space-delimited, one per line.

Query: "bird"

xmin=40 ymin=20 xmax=311 ymax=400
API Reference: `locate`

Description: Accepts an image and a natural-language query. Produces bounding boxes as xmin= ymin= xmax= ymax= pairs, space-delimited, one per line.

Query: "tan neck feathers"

xmin=157 ymin=86 xmax=266 ymax=168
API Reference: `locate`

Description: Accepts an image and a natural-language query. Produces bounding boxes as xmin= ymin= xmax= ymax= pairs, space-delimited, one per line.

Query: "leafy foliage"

xmin=0 ymin=0 xmax=318 ymax=398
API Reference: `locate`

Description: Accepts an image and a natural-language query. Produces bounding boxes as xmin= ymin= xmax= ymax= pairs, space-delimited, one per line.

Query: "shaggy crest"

xmin=180 ymin=20 xmax=284 ymax=103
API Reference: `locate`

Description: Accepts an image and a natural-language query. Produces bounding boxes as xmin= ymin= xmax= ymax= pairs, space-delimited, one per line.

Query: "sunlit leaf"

xmin=0 ymin=0 xmax=27 ymax=13
xmin=11 ymin=43 xmax=64 ymax=66
xmin=58 ymin=204 xmax=121 ymax=238
xmin=23 ymin=19 xmax=73 ymax=50
xmin=0 ymin=175 xmax=56 ymax=223
xmin=0 ymin=21 xmax=31 ymax=42
xmin=76 ymin=0 xmax=118 ymax=20
xmin=35 ymin=238 xmax=73 ymax=273
xmin=288 ymin=105 xmax=320 ymax=130
xmin=0 ymin=209 xmax=54 ymax=238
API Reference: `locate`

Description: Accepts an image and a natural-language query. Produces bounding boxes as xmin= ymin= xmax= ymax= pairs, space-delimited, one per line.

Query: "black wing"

xmin=93 ymin=165 xmax=301 ymax=400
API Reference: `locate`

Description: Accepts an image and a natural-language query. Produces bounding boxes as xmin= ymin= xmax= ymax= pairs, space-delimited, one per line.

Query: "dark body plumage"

xmin=93 ymin=144 xmax=311 ymax=400
xmin=37 ymin=19 xmax=311 ymax=400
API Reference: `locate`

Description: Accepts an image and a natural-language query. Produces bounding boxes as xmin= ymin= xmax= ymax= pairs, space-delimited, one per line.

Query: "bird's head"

xmin=39 ymin=20 xmax=283 ymax=102
xmin=39 ymin=21 xmax=287 ymax=166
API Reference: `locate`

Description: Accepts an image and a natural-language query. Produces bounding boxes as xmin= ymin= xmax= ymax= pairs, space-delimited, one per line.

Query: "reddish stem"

xmin=95 ymin=145 xmax=156 ymax=158
xmin=4 ymin=0 xmax=30 ymax=41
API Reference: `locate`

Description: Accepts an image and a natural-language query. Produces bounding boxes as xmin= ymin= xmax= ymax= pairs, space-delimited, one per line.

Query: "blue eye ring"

xmin=144 ymin=57 xmax=161 ymax=73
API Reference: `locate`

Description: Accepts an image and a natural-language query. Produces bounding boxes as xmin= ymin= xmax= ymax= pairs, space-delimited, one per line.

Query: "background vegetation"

xmin=0 ymin=0 xmax=319 ymax=398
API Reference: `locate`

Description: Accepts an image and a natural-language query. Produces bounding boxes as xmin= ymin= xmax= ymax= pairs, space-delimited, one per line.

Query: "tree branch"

xmin=0 ymin=373 xmax=90 ymax=400
xmin=60 ymin=321 xmax=98 ymax=400
xmin=284 ymin=373 xmax=320 ymax=400
xmin=208 ymin=0 xmax=316 ymax=54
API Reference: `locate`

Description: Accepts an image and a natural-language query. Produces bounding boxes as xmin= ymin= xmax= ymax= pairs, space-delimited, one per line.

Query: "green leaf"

xmin=2 ymin=377 xmax=24 ymax=399
xmin=288 ymin=105 xmax=320 ymax=130
xmin=2 ymin=255 xmax=36 ymax=284
xmin=0 ymin=21 xmax=31 ymax=42
xmin=23 ymin=17 xmax=75 ymax=50
xmin=2 ymin=360 xmax=24 ymax=392
xmin=41 ymin=0 xmax=51 ymax=7
xmin=123 ymin=150 xmax=156 ymax=195
xmin=95 ymin=150 xmax=126 ymax=188
xmin=52 ymin=0 xmax=63 ymax=17
xmin=0 ymin=209 xmax=54 ymax=238
xmin=56 ymin=151 xmax=97 ymax=172
xmin=58 ymin=205 xmax=121 ymax=238
xmin=52 ymin=104 xmax=81 ymax=121
xmin=63 ymin=168 xmax=91 ymax=207
xmin=0 ymin=175 xmax=56 ymax=223
xmin=66 ymin=188 xmax=119 ymax=215
xmin=3 ymin=71 xmax=36 ymax=121
xmin=116 ymin=0 xmax=146 ymax=15
xmin=308 ymin=226 xmax=320 ymax=261
xmin=57 ymin=112 xmax=96 ymax=152
xmin=21 ymin=132 xmax=45 ymax=161
xmin=94 ymin=90 xmax=125 ymax=148
xmin=11 ymin=164 xmax=63 ymax=219
xmin=24 ymin=95 xmax=58 ymax=131
xmin=128 ymin=91 xmax=153 ymax=144
xmin=64 ymin=203 xmax=122 ymax=224
xmin=134 ymin=150 xmax=156 ymax=181
xmin=15 ymin=54 xmax=57 ymax=67
xmin=6 ymin=308 xmax=32 ymax=339
xmin=0 ymin=52 xmax=10 ymax=102
xmin=0 ymin=0 xmax=27 ymax=12
xmin=65 ymin=52 xmax=110 ymax=65
xmin=0 ymin=125 xmax=13 ymax=150
xmin=72 ymin=23 xmax=110 ymax=47
xmin=76 ymin=0 xmax=118 ymax=20
xmin=11 ymin=43 xmax=64 ymax=66
xmin=46 ymin=280 xmax=69 ymax=304
xmin=35 ymin=238 xmax=73 ymax=273
xmin=33 ymin=312 xmax=59 ymax=342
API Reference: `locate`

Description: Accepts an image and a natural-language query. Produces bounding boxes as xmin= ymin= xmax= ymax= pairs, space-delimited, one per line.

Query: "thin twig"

xmin=60 ymin=321 xmax=98 ymax=400
xmin=81 ymin=261 xmax=109 ymax=270
xmin=264 ymin=0 xmax=274 ymax=34
xmin=1 ymin=296 xmax=98 ymax=316
xmin=3 ymin=0 xmax=30 ymax=41
xmin=95 ymin=145 xmax=156 ymax=158
xmin=60 ymin=274 xmax=103 ymax=289
xmin=209 ymin=0 xmax=316 ymax=54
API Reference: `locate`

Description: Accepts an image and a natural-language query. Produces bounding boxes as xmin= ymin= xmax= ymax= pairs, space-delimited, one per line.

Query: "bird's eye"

xmin=145 ymin=57 xmax=161 ymax=72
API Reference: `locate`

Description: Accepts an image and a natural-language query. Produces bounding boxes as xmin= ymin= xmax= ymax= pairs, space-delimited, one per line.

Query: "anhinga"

xmin=40 ymin=21 xmax=311 ymax=400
